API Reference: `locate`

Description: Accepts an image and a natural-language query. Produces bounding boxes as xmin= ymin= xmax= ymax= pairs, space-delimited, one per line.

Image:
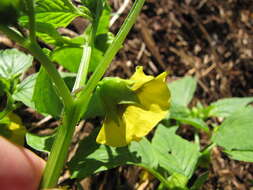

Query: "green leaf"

xmin=0 ymin=49 xmax=33 ymax=79
xmin=13 ymin=74 xmax=37 ymax=109
xmin=89 ymin=33 xmax=114 ymax=72
xmin=95 ymin=0 xmax=111 ymax=35
xmin=208 ymin=97 xmax=253 ymax=118
xmin=212 ymin=107 xmax=253 ymax=151
xmin=152 ymin=125 xmax=200 ymax=178
xmin=26 ymin=132 xmax=55 ymax=153
xmin=34 ymin=0 xmax=82 ymax=28
xmin=225 ymin=150 xmax=253 ymax=162
xmin=169 ymin=76 xmax=197 ymax=107
xmin=32 ymin=67 xmax=63 ymax=117
xmin=82 ymin=0 xmax=112 ymax=72
xmin=51 ymin=47 xmax=82 ymax=73
xmin=35 ymin=22 xmax=74 ymax=46
xmin=68 ymin=129 xmax=158 ymax=179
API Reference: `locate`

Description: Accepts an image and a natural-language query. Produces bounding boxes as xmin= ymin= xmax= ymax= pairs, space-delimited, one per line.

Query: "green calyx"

xmin=0 ymin=0 xmax=21 ymax=26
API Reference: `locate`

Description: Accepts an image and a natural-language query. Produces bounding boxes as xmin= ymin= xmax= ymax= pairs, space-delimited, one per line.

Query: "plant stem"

xmin=40 ymin=102 xmax=80 ymax=188
xmin=72 ymin=0 xmax=102 ymax=91
xmin=0 ymin=19 xmax=73 ymax=108
xmin=72 ymin=43 xmax=92 ymax=91
xmin=26 ymin=43 xmax=73 ymax=107
xmin=145 ymin=167 xmax=171 ymax=189
xmin=24 ymin=0 xmax=36 ymax=42
xmin=75 ymin=0 xmax=145 ymax=115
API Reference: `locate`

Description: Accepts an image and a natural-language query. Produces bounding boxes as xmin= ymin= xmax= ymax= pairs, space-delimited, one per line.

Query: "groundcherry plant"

xmin=1 ymin=0 xmax=253 ymax=190
xmin=0 ymin=0 xmax=151 ymax=188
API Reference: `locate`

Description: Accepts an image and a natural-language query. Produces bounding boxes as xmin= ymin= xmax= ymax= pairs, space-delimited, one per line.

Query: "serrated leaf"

xmin=13 ymin=74 xmax=37 ymax=109
xmin=0 ymin=49 xmax=33 ymax=79
xmin=35 ymin=22 xmax=68 ymax=45
xmin=33 ymin=67 xmax=63 ymax=117
xmin=208 ymin=97 xmax=253 ymax=118
xmin=212 ymin=107 xmax=253 ymax=151
xmin=68 ymin=129 xmax=158 ymax=179
xmin=169 ymin=76 xmax=197 ymax=107
xmin=35 ymin=0 xmax=81 ymax=28
xmin=152 ymin=125 xmax=200 ymax=178
xmin=20 ymin=0 xmax=83 ymax=28
xmin=26 ymin=132 xmax=55 ymax=153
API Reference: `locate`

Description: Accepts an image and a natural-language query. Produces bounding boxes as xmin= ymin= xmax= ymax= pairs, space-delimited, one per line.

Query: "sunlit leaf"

xmin=208 ymin=97 xmax=253 ymax=118
xmin=152 ymin=125 xmax=200 ymax=178
xmin=13 ymin=74 xmax=37 ymax=109
xmin=0 ymin=49 xmax=32 ymax=79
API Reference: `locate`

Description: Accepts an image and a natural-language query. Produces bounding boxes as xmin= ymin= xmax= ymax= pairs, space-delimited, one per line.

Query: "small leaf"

xmin=26 ymin=132 xmax=55 ymax=153
xmin=212 ymin=107 xmax=253 ymax=151
xmin=13 ymin=74 xmax=37 ymax=109
xmin=33 ymin=67 xmax=63 ymax=117
xmin=169 ymin=76 xmax=197 ymax=107
xmin=208 ymin=97 xmax=253 ymax=118
xmin=0 ymin=49 xmax=33 ymax=79
xmin=152 ymin=125 xmax=200 ymax=178
xmin=68 ymin=129 xmax=158 ymax=179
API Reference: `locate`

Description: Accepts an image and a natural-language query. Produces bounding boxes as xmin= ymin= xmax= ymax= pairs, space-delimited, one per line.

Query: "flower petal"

xmin=130 ymin=66 xmax=153 ymax=91
xmin=96 ymin=115 xmax=128 ymax=147
xmin=96 ymin=67 xmax=170 ymax=147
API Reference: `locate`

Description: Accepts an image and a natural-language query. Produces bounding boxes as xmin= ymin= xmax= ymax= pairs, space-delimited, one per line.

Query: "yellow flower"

xmin=96 ymin=66 xmax=170 ymax=147
xmin=0 ymin=112 xmax=26 ymax=145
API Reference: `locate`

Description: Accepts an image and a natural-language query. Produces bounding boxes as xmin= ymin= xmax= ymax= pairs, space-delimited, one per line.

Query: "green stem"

xmin=72 ymin=43 xmax=92 ymax=91
xmin=72 ymin=0 xmax=102 ymax=91
xmin=0 ymin=25 xmax=73 ymax=108
xmin=40 ymin=0 xmax=145 ymax=188
xmin=144 ymin=167 xmax=171 ymax=188
xmin=26 ymin=43 xmax=73 ymax=107
xmin=24 ymin=0 xmax=36 ymax=42
xmin=40 ymin=102 xmax=80 ymax=188
xmin=75 ymin=0 xmax=145 ymax=114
